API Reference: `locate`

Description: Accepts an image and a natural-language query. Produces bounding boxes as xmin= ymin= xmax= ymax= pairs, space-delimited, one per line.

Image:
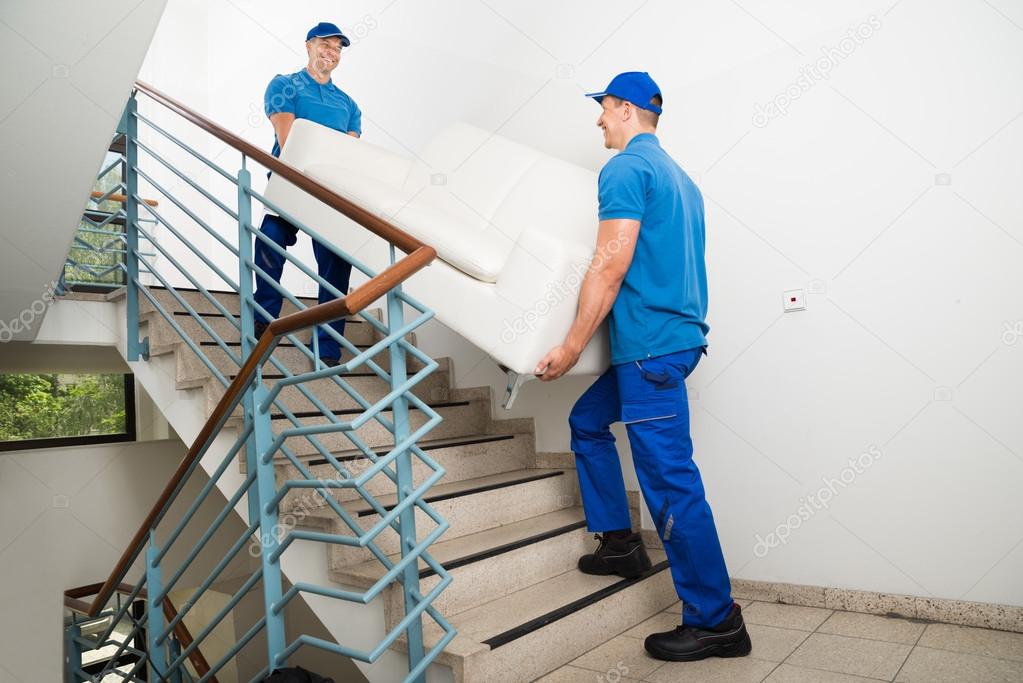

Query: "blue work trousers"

xmin=252 ymin=214 xmax=352 ymax=360
xmin=569 ymin=347 xmax=734 ymax=628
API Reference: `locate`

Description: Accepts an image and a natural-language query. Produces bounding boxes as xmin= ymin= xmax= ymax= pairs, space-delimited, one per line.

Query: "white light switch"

xmin=783 ymin=289 xmax=806 ymax=312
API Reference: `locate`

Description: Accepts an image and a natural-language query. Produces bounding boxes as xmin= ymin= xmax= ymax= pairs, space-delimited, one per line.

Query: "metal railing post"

xmin=237 ymin=164 xmax=263 ymax=529
xmin=239 ymin=162 xmax=286 ymax=670
xmin=254 ymin=382 xmax=288 ymax=669
xmin=387 ymin=247 xmax=426 ymax=681
xmin=64 ymin=622 xmax=82 ymax=683
xmin=146 ymin=533 xmax=167 ymax=679
xmin=122 ymin=95 xmax=149 ymax=360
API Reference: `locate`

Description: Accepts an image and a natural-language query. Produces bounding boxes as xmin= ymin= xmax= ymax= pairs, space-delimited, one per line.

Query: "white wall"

xmin=135 ymin=0 xmax=1023 ymax=610
xmin=0 ymin=0 xmax=168 ymax=341
xmin=0 ymin=439 xmax=251 ymax=683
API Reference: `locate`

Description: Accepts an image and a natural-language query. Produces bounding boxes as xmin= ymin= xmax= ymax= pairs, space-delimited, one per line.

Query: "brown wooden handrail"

xmin=133 ymin=79 xmax=425 ymax=255
xmin=90 ymin=191 xmax=159 ymax=207
xmin=64 ymin=582 xmax=216 ymax=681
xmin=83 ymin=80 xmax=437 ymax=642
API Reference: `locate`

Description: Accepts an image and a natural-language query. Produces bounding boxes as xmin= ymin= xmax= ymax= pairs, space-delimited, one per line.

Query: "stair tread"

xmin=337 ymin=506 xmax=587 ymax=584
xmin=434 ymin=550 xmax=669 ymax=647
xmin=304 ymin=468 xmax=567 ymax=519
xmin=282 ymin=432 xmax=523 ymax=465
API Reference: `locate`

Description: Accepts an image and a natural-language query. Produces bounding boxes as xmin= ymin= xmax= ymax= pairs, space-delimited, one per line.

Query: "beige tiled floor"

xmin=534 ymin=600 xmax=1023 ymax=682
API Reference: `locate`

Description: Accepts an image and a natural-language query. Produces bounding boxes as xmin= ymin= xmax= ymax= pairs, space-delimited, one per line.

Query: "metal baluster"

xmin=122 ymin=95 xmax=149 ymax=360
xmin=146 ymin=533 xmax=167 ymax=679
xmin=387 ymin=245 xmax=426 ymax=681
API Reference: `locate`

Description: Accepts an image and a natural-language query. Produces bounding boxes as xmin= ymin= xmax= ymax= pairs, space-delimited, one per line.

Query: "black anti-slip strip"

xmin=228 ymin=372 xmax=376 ymax=380
xmin=307 ymin=433 xmax=516 ymax=467
xmin=149 ymin=284 xmax=317 ymax=302
xmin=419 ymin=520 xmax=587 ymax=580
xmin=355 ymin=470 xmax=563 ymax=517
xmin=200 ymin=341 xmax=371 ymax=349
xmin=481 ymin=560 xmax=670 ymax=649
xmin=173 ymin=310 xmax=362 ymax=323
xmin=268 ymin=400 xmax=470 ymax=421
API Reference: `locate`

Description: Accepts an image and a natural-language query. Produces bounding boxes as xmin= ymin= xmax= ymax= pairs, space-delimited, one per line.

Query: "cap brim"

xmin=584 ymin=91 xmax=607 ymax=101
xmin=310 ymin=32 xmax=351 ymax=46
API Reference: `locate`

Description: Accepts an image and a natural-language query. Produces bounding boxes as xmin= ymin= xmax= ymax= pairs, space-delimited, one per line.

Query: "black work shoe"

xmin=578 ymin=531 xmax=652 ymax=579
xmin=320 ymin=358 xmax=341 ymax=368
xmin=253 ymin=321 xmax=270 ymax=339
xmin=644 ymin=603 xmax=752 ymax=661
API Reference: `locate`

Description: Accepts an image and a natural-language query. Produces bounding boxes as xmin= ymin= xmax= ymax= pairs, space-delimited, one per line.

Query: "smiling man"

xmin=252 ymin=22 xmax=362 ymax=366
xmin=535 ymin=71 xmax=751 ymax=662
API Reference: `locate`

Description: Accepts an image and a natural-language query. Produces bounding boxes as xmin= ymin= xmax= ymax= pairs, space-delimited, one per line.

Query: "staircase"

xmin=55 ymin=81 xmax=679 ymax=683
xmin=129 ymin=285 xmax=676 ymax=682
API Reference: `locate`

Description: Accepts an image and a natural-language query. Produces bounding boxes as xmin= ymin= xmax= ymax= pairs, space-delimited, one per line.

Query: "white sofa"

xmin=264 ymin=119 xmax=610 ymax=405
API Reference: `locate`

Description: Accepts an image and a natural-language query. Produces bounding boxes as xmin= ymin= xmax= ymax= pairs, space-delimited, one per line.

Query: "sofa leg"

xmin=502 ymin=369 xmax=529 ymax=410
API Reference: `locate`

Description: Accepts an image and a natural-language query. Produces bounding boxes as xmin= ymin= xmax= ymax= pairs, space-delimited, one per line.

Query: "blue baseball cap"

xmin=306 ymin=21 xmax=350 ymax=47
xmin=585 ymin=72 xmax=663 ymax=114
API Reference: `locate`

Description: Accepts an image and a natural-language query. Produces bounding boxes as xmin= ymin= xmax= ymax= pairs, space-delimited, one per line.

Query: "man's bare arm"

xmin=535 ymin=218 xmax=640 ymax=379
xmin=269 ymin=112 xmax=296 ymax=150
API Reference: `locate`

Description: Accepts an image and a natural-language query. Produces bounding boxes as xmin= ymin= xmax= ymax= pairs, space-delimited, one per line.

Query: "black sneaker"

xmin=578 ymin=531 xmax=652 ymax=579
xmin=644 ymin=602 xmax=752 ymax=661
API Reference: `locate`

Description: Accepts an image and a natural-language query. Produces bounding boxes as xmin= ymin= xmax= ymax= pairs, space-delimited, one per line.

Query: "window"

xmin=0 ymin=373 xmax=136 ymax=451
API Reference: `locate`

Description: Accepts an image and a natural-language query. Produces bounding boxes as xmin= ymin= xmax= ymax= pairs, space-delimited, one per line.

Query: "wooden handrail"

xmin=133 ymin=80 xmax=426 ymax=255
xmin=64 ymin=582 xmax=216 ymax=681
xmin=90 ymin=191 xmax=158 ymax=207
xmin=84 ymin=80 xmax=437 ymax=643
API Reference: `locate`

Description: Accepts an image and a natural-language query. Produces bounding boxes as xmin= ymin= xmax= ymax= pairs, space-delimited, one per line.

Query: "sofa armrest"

xmin=279 ymin=119 xmax=415 ymax=187
xmin=494 ymin=228 xmax=609 ymax=375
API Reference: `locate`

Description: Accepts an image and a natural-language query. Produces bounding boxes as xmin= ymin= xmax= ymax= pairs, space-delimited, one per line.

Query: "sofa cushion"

xmin=387 ymin=200 xmax=509 ymax=283
xmin=305 ymin=163 xmax=415 ymax=218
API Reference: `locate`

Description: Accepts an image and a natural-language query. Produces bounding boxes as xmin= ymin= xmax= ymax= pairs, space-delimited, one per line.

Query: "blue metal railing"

xmin=63 ymin=82 xmax=456 ymax=682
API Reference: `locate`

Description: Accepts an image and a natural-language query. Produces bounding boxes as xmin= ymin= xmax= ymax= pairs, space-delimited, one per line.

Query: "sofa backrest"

xmin=399 ymin=122 xmax=598 ymax=272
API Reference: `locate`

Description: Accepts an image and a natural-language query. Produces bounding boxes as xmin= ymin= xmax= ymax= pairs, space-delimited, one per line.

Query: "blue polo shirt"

xmin=264 ymin=69 xmax=362 ymax=158
xmin=597 ymin=133 xmax=709 ymax=365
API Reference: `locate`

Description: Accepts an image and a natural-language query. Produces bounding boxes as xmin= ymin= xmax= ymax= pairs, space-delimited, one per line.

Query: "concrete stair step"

xmin=138 ymin=285 xmax=320 ymax=318
xmin=334 ymin=507 xmax=591 ymax=628
xmin=145 ymin=309 xmax=380 ymax=349
xmin=174 ymin=341 xmax=428 ymax=386
xmin=197 ymin=365 xmax=451 ymax=416
xmin=261 ymin=395 xmax=490 ymax=458
xmin=271 ymin=432 xmax=536 ymax=513
xmin=300 ymin=469 xmax=579 ymax=570
xmin=403 ymin=552 xmax=675 ymax=683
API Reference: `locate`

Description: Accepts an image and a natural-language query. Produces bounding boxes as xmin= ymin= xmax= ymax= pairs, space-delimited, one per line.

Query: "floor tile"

xmin=764 ymin=663 xmax=881 ymax=682
xmin=916 ymin=623 xmax=1023 ymax=661
xmin=643 ymin=656 xmax=777 ymax=683
xmin=747 ymin=623 xmax=812 ymax=662
xmin=817 ymin=611 xmax=927 ymax=645
xmin=742 ymin=602 xmax=833 ymax=631
xmin=786 ymin=632 xmax=911 ymax=680
xmin=569 ymin=635 xmax=664 ymax=681
xmin=894 ymin=645 xmax=1023 ymax=682
xmin=534 ymin=664 xmax=644 ymax=682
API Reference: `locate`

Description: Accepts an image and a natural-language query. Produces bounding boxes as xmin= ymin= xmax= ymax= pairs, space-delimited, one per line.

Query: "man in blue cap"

xmin=252 ymin=22 xmax=362 ymax=365
xmin=535 ymin=72 xmax=752 ymax=662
